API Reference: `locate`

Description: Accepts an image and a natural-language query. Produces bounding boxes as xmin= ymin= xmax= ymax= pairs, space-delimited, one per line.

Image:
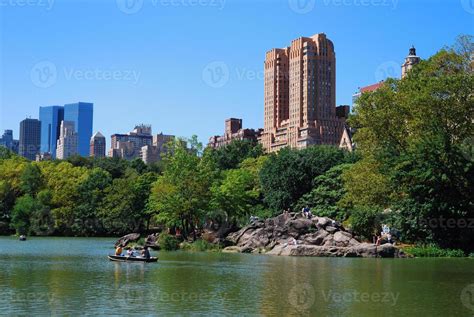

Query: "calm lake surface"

xmin=0 ymin=237 xmax=473 ymax=316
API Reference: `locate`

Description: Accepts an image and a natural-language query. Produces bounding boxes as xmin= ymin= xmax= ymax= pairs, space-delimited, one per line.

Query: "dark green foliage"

xmin=158 ymin=232 xmax=179 ymax=251
xmin=296 ymin=164 xmax=353 ymax=221
xmin=345 ymin=36 xmax=474 ymax=250
xmin=11 ymin=195 xmax=37 ymax=235
xmin=348 ymin=207 xmax=381 ymax=240
xmin=20 ymin=164 xmax=44 ymax=196
xmin=29 ymin=190 xmax=54 ymax=236
xmin=207 ymin=139 xmax=264 ymax=170
xmin=0 ymin=147 xmax=14 ymax=160
xmin=260 ymin=146 xmax=352 ymax=213
xmin=403 ymin=245 xmax=465 ymax=257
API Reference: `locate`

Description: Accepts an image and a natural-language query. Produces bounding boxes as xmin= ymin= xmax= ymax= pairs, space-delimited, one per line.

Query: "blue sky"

xmin=0 ymin=0 xmax=472 ymax=146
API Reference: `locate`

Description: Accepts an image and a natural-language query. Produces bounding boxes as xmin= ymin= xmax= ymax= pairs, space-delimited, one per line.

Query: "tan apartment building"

xmin=208 ymin=118 xmax=263 ymax=149
xmin=260 ymin=33 xmax=346 ymax=152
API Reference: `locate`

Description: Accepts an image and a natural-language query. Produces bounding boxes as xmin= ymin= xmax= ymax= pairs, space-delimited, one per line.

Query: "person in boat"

xmin=141 ymin=247 xmax=151 ymax=260
xmin=115 ymin=245 xmax=123 ymax=256
xmin=126 ymin=247 xmax=135 ymax=257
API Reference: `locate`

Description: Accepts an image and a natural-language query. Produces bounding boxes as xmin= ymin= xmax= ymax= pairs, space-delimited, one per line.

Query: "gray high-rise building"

xmin=64 ymin=102 xmax=93 ymax=157
xmin=19 ymin=118 xmax=41 ymax=160
xmin=0 ymin=130 xmax=19 ymax=153
xmin=39 ymin=105 xmax=64 ymax=158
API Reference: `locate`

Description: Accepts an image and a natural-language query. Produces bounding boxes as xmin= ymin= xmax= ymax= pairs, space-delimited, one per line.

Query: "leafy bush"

xmin=158 ymin=232 xmax=179 ymax=251
xmin=348 ymin=207 xmax=381 ymax=240
xmin=180 ymin=239 xmax=220 ymax=252
xmin=403 ymin=244 xmax=465 ymax=257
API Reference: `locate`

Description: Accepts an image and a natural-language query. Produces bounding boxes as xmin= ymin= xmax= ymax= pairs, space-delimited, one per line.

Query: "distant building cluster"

xmin=109 ymin=124 xmax=175 ymax=164
xmin=208 ymin=118 xmax=262 ymax=149
xmin=0 ymin=130 xmax=19 ymax=154
xmin=3 ymin=37 xmax=422 ymax=162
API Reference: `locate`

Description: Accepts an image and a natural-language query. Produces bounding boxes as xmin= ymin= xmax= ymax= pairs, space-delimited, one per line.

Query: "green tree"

xmin=20 ymin=163 xmax=44 ymax=196
xmin=348 ymin=36 xmax=474 ymax=250
xmin=296 ymin=164 xmax=353 ymax=221
xmin=11 ymin=195 xmax=38 ymax=235
xmin=73 ymin=168 xmax=113 ymax=235
xmin=148 ymin=140 xmax=215 ymax=238
xmin=207 ymin=139 xmax=264 ymax=170
xmin=260 ymin=146 xmax=352 ymax=214
xmin=29 ymin=190 xmax=55 ymax=236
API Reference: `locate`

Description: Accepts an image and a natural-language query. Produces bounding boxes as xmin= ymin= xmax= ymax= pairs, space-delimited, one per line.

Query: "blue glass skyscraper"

xmin=39 ymin=106 xmax=64 ymax=158
xmin=64 ymin=102 xmax=93 ymax=157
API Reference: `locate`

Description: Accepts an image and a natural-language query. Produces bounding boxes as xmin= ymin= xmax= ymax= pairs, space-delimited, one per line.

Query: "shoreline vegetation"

xmin=1 ymin=36 xmax=473 ymax=257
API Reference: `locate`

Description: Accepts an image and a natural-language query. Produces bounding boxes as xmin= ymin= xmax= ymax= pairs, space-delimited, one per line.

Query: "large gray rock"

xmin=224 ymin=212 xmax=400 ymax=258
xmin=267 ymin=243 xmax=399 ymax=258
xmin=115 ymin=233 xmax=140 ymax=247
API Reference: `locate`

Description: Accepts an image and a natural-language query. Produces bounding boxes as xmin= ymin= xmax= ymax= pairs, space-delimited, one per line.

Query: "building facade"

xmin=39 ymin=105 xmax=64 ymax=158
xmin=64 ymin=102 xmax=93 ymax=157
xmin=401 ymin=46 xmax=421 ymax=78
xmin=19 ymin=118 xmax=41 ymax=160
xmin=208 ymin=118 xmax=263 ymax=149
xmin=260 ymin=33 xmax=345 ymax=153
xmin=0 ymin=130 xmax=19 ymax=153
xmin=90 ymin=132 xmax=106 ymax=158
xmin=56 ymin=121 xmax=78 ymax=160
xmin=141 ymin=133 xmax=175 ymax=164
xmin=109 ymin=125 xmax=153 ymax=160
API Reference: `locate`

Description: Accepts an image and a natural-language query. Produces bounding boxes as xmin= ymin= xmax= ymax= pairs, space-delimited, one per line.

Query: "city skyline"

xmin=1 ymin=0 xmax=472 ymax=146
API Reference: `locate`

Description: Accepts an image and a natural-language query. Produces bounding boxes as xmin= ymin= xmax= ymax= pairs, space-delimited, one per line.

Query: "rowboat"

xmin=108 ymin=255 xmax=158 ymax=263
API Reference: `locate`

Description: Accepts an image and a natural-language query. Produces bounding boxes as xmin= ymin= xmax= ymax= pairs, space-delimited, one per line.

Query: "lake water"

xmin=0 ymin=237 xmax=473 ymax=316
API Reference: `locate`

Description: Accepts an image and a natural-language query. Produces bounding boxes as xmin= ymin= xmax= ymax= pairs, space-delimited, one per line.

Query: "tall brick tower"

xmin=261 ymin=33 xmax=345 ymax=153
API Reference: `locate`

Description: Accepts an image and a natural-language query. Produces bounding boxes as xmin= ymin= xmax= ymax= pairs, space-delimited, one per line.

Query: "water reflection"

xmin=0 ymin=237 xmax=473 ymax=316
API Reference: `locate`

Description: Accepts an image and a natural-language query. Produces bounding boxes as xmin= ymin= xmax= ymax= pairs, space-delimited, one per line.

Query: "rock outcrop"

xmin=224 ymin=213 xmax=399 ymax=258
xmin=115 ymin=233 xmax=140 ymax=247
